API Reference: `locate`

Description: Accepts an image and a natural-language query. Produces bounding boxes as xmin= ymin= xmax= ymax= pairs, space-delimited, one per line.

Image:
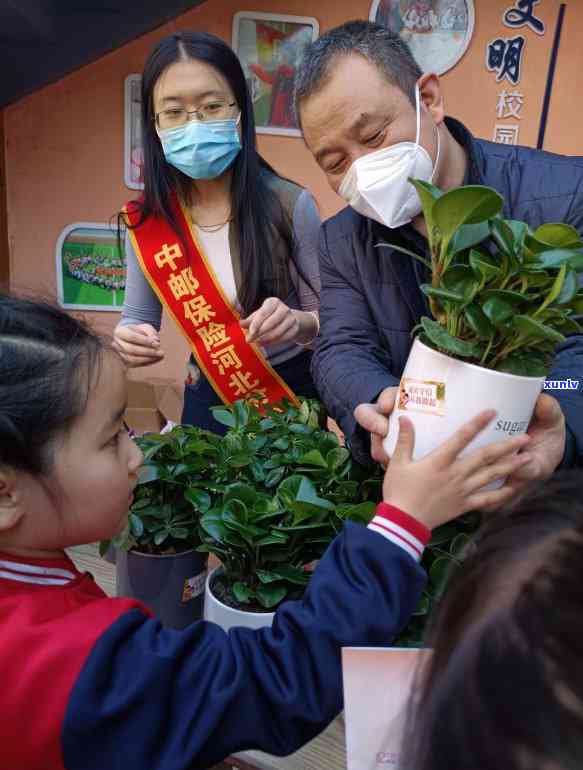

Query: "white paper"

xmin=342 ymin=647 xmax=430 ymax=770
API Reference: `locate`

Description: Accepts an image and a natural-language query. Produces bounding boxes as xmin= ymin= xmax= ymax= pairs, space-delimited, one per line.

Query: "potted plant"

xmin=100 ymin=425 xmax=216 ymax=629
xmin=383 ymin=180 xmax=583 ymax=482
xmin=198 ymin=399 xmax=383 ymax=632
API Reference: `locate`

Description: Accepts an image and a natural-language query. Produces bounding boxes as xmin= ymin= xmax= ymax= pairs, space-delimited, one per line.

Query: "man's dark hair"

xmin=294 ymin=20 xmax=423 ymax=121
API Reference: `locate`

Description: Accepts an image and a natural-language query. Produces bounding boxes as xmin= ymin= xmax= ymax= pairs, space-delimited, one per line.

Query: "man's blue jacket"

xmin=312 ymin=118 xmax=583 ymax=465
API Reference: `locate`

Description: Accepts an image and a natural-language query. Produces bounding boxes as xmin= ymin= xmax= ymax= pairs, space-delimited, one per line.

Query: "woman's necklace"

xmin=189 ymin=204 xmax=232 ymax=232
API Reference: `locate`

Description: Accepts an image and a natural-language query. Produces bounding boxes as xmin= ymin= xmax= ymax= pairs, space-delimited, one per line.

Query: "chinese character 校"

xmin=496 ymin=90 xmax=524 ymax=119
xmin=503 ymin=0 xmax=545 ymax=36
xmin=486 ymin=36 xmax=525 ymax=85
xmin=493 ymin=124 xmax=520 ymax=145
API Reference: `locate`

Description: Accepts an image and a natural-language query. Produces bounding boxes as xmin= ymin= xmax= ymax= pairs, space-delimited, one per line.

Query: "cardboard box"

xmin=125 ymin=377 xmax=184 ymax=435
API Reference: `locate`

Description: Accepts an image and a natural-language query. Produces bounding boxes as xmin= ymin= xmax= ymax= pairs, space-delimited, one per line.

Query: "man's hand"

xmin=354 ymin=386 xmax=398 ymax=466
xmin=480 ymin=393 xmax=566 ymax=511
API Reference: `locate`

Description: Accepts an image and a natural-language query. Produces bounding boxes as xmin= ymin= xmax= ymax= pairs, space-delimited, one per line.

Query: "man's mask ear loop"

xmin=416 ymin=85 xmax=441 ymax=184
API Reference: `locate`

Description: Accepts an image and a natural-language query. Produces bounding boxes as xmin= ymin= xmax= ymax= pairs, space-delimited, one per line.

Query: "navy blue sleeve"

xmin=62 ymin=522 xmax=425 ymax=770
xmin=311 ymin=221 xmax=398 ymax=463
xmin=547 ymin=336 xmax=583 ymax=468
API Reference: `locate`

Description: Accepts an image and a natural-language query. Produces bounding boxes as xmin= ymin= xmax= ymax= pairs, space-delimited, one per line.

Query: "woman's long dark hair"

xmin=124 ymin=31 xmax=312 ymax=316
xmin=403 ymin=472 xmax=583 ymax=770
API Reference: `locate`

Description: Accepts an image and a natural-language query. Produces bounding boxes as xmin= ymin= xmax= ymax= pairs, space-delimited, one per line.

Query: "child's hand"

xmin=382 ymin=410 xmax=532 ymax=531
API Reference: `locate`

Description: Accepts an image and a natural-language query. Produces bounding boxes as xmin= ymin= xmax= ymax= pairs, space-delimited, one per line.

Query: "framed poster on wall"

xmin=124 ymin=73 xmax=144 ymax=190
xmin=369 ymin=0 xmax=475 ymax=75
xmin=232 ymin=11 xmax=319 ymax=137
xmin=56 ymin=222 xmax=126 ymax=311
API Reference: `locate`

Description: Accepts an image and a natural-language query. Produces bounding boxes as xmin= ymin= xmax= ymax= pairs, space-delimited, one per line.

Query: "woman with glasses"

xmin=114 ymin=31 xmax=321 ymax=431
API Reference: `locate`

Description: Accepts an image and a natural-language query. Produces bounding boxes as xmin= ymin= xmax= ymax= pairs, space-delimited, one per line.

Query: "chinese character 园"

xmin=493 ymin=124 xmax=520 ymax=145
xmin=496 ymin=90 xmax=524 ymax=119
xmin=503 ymin=0 xmax=545 ymax=35
xmin=487 ymin=36 xmax=525 ymax=85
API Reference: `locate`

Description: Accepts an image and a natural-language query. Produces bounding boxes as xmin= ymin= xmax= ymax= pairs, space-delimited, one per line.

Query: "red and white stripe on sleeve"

xmin=367 ymin=502 xmax=431 ymax=563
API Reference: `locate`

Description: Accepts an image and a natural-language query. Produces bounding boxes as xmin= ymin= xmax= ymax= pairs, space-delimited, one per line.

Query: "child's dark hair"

xmin=404 ymin=471 xmax=583 ymax=770
xmin=0 ymin=294 xmax=108 ymax=474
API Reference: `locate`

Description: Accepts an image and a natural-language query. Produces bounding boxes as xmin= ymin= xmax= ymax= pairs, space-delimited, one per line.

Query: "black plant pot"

xmin=116 ymin=548 xmax=208 ymax=629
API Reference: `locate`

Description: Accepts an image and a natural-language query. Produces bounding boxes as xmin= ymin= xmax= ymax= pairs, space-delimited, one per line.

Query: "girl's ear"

xmin=0 ymin=468 xmax=24 ymax=531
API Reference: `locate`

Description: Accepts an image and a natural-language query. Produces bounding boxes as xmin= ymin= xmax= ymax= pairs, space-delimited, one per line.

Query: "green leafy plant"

xmin=197 ymin=398 xmax=383 ymax=611
xmin=393 ymin=512 xmax=481 ymax=647
xmin=395 ymin=179 xmax=583 ymax=376
xmin=99 ymin=425 xmax=217 ymax=556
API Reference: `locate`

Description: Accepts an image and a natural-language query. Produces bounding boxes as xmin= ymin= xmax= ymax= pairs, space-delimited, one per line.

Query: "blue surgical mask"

xmin=158 ymin=116 xmax=242 ymax=180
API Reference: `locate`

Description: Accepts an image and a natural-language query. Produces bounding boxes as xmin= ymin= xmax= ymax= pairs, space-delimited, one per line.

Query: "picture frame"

xmin=232 ymin=11 xmax=319 ymax=137
xmin=369 ymin=0 xmax=475 ymax=76
xmin=56 ymin=222 xmax=126 ymax=312
xmin=124 ymin=73 xmax=144 ymax=190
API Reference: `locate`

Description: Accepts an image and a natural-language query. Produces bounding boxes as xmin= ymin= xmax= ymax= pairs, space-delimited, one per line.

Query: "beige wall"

xmin=5 ymin=0 xmax=582 ymax=382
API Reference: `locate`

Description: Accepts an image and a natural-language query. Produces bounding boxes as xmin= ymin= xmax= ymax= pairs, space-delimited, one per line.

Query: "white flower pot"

xmin=203 ymin=566 xmax=275 ymax=632
xmin=383 ymin=338 xmax=544 ymax=489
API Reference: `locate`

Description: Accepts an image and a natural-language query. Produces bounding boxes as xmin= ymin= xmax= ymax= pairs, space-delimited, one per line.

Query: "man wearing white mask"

xmin=295 ymin=20 xmax=583 ymax=497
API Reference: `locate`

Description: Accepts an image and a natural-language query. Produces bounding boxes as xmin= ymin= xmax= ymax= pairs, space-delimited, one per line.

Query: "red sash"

xmin=123 ymin=198 xmax=299 ymax=407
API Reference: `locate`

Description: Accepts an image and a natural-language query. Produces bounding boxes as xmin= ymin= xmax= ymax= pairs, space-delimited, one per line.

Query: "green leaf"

xmin=432 ymin=186 xmax=504 ymax=248
xmin=255 ymin=532 xmax=288 ymax=546
xmin=326 ymin=447 xmax=350 ymax=471
xmin=264 ymin=467 xmax=286 ymax=488
xmin=429 ymin=556 xmax=458 ymax=599
xmin=99 ymin=539 xmax=112 ymax=558
xmin=448 ymin=222 xmax=490 ymax=257
xmin=464 ymin=303 xmax=495 ymax=339
xmin=233 ymin=400 xmax=250 ymax=427
xmin=469 ymin=249 xmax=501 ymax=282
xmin=200 ymin=513 xmax=229 ymax=543
xmin=533 ymin=223 xmax=582 ymax=249
xmin=233 ymin=582 xmax=254 ymax=604
xmin=440 ymin=265 xmax=480 ymax=303
xmin=421 ymin=285 xmax=465 ymax=304
xmin=154 ymin=529 xmax=169 ymax=546
xmin=224 ymin=483 xmax=257 ymax=508
xmin=185 ymin=488 xmax=211 ymax=513
xmin=409 ymin=178 xmax=442 ymax=237
xmin=298 ymin=449 xmax=328 ymax=468
xmin=482 ymin=296 xmax=515 ymax=326
xmin=210 ymin=407 xmax=237 ymax=428
xmin=128 ymin=513 xmax=144 ymax=538
xmin=481 ymin=289 xmax=526 ymax=305
xmin=256 ymin=583 xmax=288 ymax=609
xmin=412 ymin=594 xmax=431 ymax=616
xmin=495 ymin=354 xmax=548 ymax=377
xmin=295 ymin=477 xmax=335 ymax=511
xmin=535 ymin=249 xmax=582 ymax=270
xmin=555 ymin=267 xmax=578 ymax=305
xmin=420 ymin=317 xmax=481 ymax=358
xmin=513 ymin=315 xmax=566 ymax=344
xmin=229 ymin=453 xmax=252 ymax=468
xmin=169 ymin=526 xmax=189 ymax=539
xmin=272 ymin=438 xmax=290 ymax=451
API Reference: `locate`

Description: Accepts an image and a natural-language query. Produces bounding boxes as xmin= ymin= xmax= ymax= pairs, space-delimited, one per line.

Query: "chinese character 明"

xmin=496 ymin=90 xmax=524 ymax=119
xmin=183 ymin=295 xmax=216 ymax=326
xmin=228 ymin=370 xmax=261 ymax=397
xmin=493 ymin=124 xmax=520 ymax=145
xmin=503 ymin=0 xmax=545 ymax=35
xmin=487 ymin=36 xmax=525 ymax=85
xmin=210 ymin=343 xmax=243 ymax=376
xmin=154 ymin=242 xmax=184 ymax=272
xmin=167 ymin=267 xmax=200 ymax=301
xmin=196 ymin=322 xmax=231 ymax=352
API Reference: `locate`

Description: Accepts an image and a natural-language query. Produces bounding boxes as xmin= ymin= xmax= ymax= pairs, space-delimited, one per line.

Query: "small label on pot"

xmin=397 ymin=378 xmax=446 ymax=416
xmin=181 ymin=570 xmax=207 ymax=603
